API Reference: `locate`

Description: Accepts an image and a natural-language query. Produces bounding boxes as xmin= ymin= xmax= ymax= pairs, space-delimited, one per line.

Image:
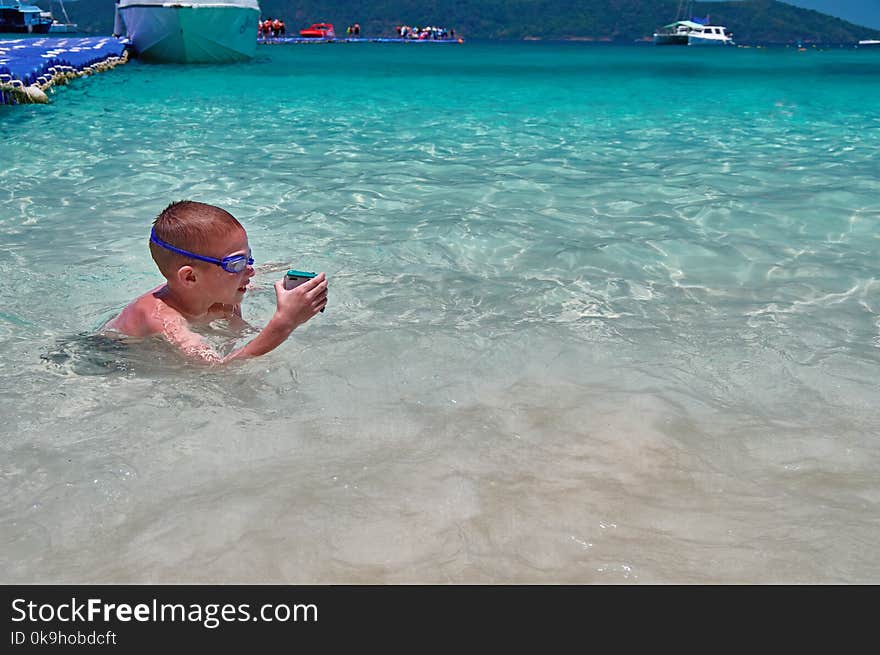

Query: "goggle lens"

xmin=221 ymin=251 xmax=254 ymax=274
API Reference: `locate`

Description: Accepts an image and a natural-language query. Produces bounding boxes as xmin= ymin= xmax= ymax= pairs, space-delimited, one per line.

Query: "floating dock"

xmin=0 ymin=36 xmax=129 ymax=105
xmin=257 ymin=37 xmax=464 ymax=45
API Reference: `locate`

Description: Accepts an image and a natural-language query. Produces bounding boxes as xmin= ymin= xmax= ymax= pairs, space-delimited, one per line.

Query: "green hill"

xmin=54 ymin=0 xmax=880 ymax=44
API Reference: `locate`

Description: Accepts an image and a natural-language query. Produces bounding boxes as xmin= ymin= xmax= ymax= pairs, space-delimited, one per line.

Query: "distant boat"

xmin=48 ymin=18 xmax=76 ymax=32
xmin=653 ymin=0 xmax=733 ymax=47
xmin=0 ymin=0 xmax=52 ymax=33
xmin=653 ymin=20 xmax=702 ymax=46
xmin=857 ymin=39 xmax=880 ymax=48
xmin=687 ymin=24 xmax=735 ymax=46
xmin=654 ymin=0 xmax=700 ymax=45
xmin=47 ymin=0 xmax=77 ymax=33
xmin=115 ymin=0 xmax=260 ymax=63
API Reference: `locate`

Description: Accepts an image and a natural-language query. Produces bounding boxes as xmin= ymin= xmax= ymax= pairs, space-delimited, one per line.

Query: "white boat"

xmin=653 ymin=0 xmax=703 ymax=46
xmin=48 ymin=19 xmax=77 ymax=32
xmin=857 ymin=40 xmax=880 ymax=48
xmin=46 ymin=0 xmax=77 ymax=32
xmin=653 ymin=20 xmax=702 ymax=46
xmin=653 ymin=0 xmax=734 ymax=48
xmin=687 ymin=24 xmax=735 ymax=46
xmin=115 ymin=0 xmax=260 ymax=63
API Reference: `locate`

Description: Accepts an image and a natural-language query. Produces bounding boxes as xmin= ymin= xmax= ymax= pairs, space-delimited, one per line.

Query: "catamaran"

xmin=653 ymin=0 xmax=734 ymax=47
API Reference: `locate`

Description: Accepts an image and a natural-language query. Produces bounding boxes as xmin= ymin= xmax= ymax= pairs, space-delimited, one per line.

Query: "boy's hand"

xmin=273 ymin=272 xmax=328 ymax=327
xmin=223 ymin=273 xmax=327 ymax=362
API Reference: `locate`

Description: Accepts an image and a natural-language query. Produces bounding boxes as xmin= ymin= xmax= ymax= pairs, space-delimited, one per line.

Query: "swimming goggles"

xmin=150 ymin=228 xmax=254 ymax=274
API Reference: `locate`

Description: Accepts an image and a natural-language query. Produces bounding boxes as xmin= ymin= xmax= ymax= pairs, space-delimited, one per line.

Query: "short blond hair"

xmin=149 ymin=201 xmax=244 ymax=277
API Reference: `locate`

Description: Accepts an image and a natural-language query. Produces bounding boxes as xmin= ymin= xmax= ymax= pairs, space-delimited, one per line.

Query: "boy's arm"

xmin=163 ymin=274 xmax=328 ymax=365
xmin=160 ymin=313 xmax=226 ymax=364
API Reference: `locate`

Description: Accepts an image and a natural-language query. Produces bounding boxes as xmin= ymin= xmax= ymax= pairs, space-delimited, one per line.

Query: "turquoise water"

xmin=1 ymin=42 xmax=879 ymax=582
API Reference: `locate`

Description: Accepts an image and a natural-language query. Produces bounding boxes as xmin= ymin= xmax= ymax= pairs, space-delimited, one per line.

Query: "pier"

xmin=0 ymin=36 xmax=128 ymax=105
xmin=257 ymin=37 xmax=464 ymax=45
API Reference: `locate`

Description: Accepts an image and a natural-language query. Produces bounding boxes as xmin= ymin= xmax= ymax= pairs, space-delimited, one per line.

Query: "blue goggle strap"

xmin=150 ymin=228 xmax=253 ymax=271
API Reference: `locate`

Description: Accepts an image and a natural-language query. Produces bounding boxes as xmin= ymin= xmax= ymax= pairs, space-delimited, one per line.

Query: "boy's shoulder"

xmin=104 ymin=285 xmax=185 ymax=337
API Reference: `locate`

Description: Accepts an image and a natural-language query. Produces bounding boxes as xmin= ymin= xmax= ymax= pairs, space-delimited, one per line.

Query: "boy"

xmin=104 ymin=200 xmax=327 ymax=364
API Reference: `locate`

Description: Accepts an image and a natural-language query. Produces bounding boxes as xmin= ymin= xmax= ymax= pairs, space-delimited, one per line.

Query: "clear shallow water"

xmin=1 ymin=42 xmax=879 ymax=583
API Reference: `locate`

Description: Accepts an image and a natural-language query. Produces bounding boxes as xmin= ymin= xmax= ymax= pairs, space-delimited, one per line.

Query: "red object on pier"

xmin=299 ymin=23 xmax=335 ymax=38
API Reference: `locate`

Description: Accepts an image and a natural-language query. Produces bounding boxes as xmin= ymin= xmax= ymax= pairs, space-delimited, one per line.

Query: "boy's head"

xmin=149 ymin=201 xmax=245 ymax=277
xmin=149 ymin=201 xmax=254 ymax=303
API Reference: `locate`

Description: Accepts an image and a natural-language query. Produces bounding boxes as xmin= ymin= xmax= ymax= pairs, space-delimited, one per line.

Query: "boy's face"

xmin=195 ymin=228 xmax=254 ymax=304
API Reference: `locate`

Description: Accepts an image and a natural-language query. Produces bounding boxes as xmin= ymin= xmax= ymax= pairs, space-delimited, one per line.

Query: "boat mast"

xmin=675 ymin=0 xmax=694 ymax=22
xmin=56 ymin=0 xmax=72 ymax=24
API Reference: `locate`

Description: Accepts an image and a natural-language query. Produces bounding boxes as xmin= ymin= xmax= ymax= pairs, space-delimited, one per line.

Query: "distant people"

xmin=353 ymin=23 xmax=360 ymax=36
xmin=272 ymin=18 xmax=282 ymax=37
xmin=390 ymin=23 xmax=455 ymax=40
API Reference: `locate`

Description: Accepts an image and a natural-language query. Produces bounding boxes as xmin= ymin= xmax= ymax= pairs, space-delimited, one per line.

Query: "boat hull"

xmin=653 ymin=33 xmax=688 ymax=45
xmin=119 ymin=5 xmax=259 ymax=63
xmin=687 ymin=35 xmax=734 ymax=46
xmin=48 ymin=22 xmax=78 ymax=33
